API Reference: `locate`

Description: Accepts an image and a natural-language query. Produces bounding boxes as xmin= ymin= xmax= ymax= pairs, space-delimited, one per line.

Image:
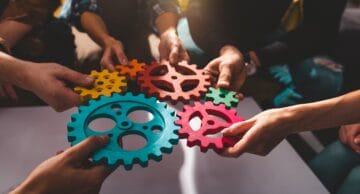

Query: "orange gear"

xmin=138 ymin=61 xmax=210 ymax=103
xmin=115 ymin=59 xmax=146 ymax=80
xmin=74 ymin=69 xmax=127 ymax=101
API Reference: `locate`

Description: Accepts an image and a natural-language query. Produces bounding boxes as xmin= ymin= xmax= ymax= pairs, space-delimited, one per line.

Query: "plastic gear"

xmin=176 ymin=101 xmax=244 ymax=152
xmin=138 ymin=61 xmax=210 ymax=104
xmin=115 ymin=59 xmax=146 ymax=80
xmin=204 ymin=87 xmax=239 ymax=108
xmin=67 ymin=92 xmax=179 ymax=170
xmin=74 ymin=69 xmax=127 ymax=101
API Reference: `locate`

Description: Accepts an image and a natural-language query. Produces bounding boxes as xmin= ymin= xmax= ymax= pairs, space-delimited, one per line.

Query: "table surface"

xmin=0 ymin=98 xmax=328 ymax=194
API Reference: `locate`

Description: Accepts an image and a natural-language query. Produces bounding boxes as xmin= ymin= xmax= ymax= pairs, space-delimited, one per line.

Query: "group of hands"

xmin=3 ymin=30 xmax=359 ymax=194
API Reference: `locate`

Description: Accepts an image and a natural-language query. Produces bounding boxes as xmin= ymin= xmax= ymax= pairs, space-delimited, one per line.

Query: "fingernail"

xmin=356 ymin=150 xmax=360 ymax=154
xmin=85 ymin=77 xmax=94 ymax=82
xmin=354 ymin=138 xmax=360 ymax=145
xmin=121 ymin=59 xmax=128 ymax=65
xmin=221 ymin=127 xmax=231 ymax=134
xmin=98 ymin=135 xmax=110 ymax=144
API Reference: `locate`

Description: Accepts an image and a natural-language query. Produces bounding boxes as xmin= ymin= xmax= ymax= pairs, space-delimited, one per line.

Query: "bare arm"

xmin=0 ymin=20 xmax=32 ymax=49
xmin=80 ymin=11 xmax=112 ymax=48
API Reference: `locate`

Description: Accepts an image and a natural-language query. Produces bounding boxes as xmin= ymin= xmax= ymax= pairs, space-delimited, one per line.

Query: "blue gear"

xmin=67 ymin=92 xmax=179 ymax=170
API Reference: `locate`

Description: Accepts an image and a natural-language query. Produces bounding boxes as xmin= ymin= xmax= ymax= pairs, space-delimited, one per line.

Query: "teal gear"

xmin=204 ymin=87 xmax=239 ymax=108
xmin=67 ymin=92 xmax=179 ymax=170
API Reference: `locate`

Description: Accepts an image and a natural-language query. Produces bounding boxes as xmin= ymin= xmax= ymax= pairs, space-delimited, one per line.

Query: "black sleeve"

xmin=256 ymin=0 xmax=347 ymax=66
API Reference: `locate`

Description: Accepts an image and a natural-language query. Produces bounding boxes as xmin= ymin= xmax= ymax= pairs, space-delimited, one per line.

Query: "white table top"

xmin=0 ymin=98 xmax=328 ymax=194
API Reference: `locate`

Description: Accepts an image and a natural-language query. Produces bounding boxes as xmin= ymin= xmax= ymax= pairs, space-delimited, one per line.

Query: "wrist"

xmin=10 ymin=180 xmax=46 ymax=194
xmin=160 ymin=27 xmax=177 ymax=37
xmin=220 ymin=45 xmax=243 ymax=58
xmin=101 ymin=36 xmax=117 ymax=48
xmin=284 ymin=105 xmax=310 ymax=133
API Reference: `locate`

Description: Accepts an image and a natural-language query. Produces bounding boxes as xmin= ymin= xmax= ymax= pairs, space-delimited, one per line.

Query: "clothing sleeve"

xmin=143 ymin=0 xmax=181 ymax=31
xmin=0 ymin=0 xmax=60 ymax=27
xmin=70 ymin=0 xmax=100 ymax=30
xmin=256 ymin=0 xmax=347 ymax=66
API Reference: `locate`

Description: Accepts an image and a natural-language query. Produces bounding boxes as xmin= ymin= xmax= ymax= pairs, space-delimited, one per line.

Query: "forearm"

xmin=289 ymin=90 xmax=360 ymax=132
xmin=80 ymin=11 xmax=113 ymax=48
xmin=155 ymin=12 xmax=178 ymax=35
xmin=0 ymin=20 xmax=32 ymax=49
xmin=0 ymin=52 xmax=28 ymax=86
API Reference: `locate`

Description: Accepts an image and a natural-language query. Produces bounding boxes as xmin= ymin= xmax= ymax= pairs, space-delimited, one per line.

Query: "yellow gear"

xmin=74 ymin=69 xmax=127 ymax=101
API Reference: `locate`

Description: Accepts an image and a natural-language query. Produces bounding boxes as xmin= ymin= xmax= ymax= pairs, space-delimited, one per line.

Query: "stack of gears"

xmin=68 ymin=59 xmax=244 ymax=170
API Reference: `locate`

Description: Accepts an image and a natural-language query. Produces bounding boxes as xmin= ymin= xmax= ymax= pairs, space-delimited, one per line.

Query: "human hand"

xmin=0 ymin=84 xmax=18 ymax=101
xmin=339 ymin=123 xmax=360 ymax=154
xmin=11 ymin=136 xmax=112 ymax=194
xmin=204 ymin=45 xmax=246 ymax=91
xmin=159 ymin=29 xmax=189 ymax=65
xmin=21 ymin=62 xmax=94 ymax=112
xmin=101 ymin=37 xmax=128 ymax=71
xmin=221 ymin=108 xmax=299 ymax=157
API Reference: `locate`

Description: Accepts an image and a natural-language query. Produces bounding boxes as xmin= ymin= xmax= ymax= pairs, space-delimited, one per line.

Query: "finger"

xmin=354 ymin=136 xmax=360 ymax=154
xmin=55 ymin=150 xmax=64 ymax=156
xmin=169 ymin=46 xmax=180 ymax=65
xmin=56 ymin=67 xmax=94 ymax=88
xmin=114 ymin=46 xmax=128 ymax=65
xmin=54 ymin=87 xmax=83 ymax=111
xmin=235 ymin=92 xmax=244 ymax=101
xmin=180 ymin=49 xmax=190 ymax=63
xmin=65 ymin=136 xmax=109 ymax=163
xmin=204 ymin=58 xmax=221 ymax=84
xmin=221 ymin=131 xmax=253 ymax=158
xmin=222 ymin=118 xmax=256 ymax=136
xmin=217 ymin=63 xmax=233 ymax=89
xmin=101 ymin=49 xmax=115 ymax=71
xmin=90 ymin=164 xmax=114 ymax=179
xmin=339 ymin=127 xmax=347 ymax=144
xmin=4 ymin=84 xmax=18 ymax=101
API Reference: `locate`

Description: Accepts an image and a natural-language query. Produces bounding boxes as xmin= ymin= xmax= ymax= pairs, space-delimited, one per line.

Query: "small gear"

xmin=176 ymin=101 xmax=244 ymax=152
xmin=204 ymin=87 xmax=239 ymax=108
xmin=74 ymin=69 xmax=127 ymax=101
xmin=67 ymin=92 xmax=179 ymax=170
xmin=115 ymin=59 xmax=146 ymax=80
xmin=138 ymin=61 xmax=210 ymax=104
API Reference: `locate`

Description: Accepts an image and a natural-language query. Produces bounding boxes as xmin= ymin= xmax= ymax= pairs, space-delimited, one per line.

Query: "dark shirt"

xmin=187 ymin=0 xmax=347 ymax=65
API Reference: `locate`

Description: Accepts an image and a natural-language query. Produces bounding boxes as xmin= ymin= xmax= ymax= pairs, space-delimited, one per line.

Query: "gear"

xmin=204 ymin=87 xmax=239 ymax=108
xmin=176 ymin=101 xmax=244 ymax=152
xmin=138 ymin=61 xmax=210 ymax=104
xmin=115 ymin=59 xmax=146 ymax=80
xmin=67 ymin=92 xmax=179 ymax=170
xmin=74 ymin=69 xmax=127 ymax=101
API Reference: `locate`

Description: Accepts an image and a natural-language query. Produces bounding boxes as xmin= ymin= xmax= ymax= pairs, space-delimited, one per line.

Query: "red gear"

xmin=176 ymin=101 xmax=244 ymax=152
xmin=138 ymin=61 xmax=210 ymax=104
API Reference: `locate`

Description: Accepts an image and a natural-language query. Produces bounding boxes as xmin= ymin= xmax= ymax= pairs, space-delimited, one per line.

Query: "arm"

xmin=0 ymin=52 xmax=94 ymax=112
xmin=222 ymin=90 xmax=360 ymax=157
xmin=10 ymin=136 xmax=112 ymax=194
xmin=80 ymin=11 xmax=128 ymax=70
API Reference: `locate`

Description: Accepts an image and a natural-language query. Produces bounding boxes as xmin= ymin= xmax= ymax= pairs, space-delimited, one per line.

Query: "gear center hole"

xmin=119 ymin=133 xmax=147 ymax=151
xmin=189 ymin=116 xmax=202 ymax=131
xmin=127 ymin=110 xmax=154 ymax=123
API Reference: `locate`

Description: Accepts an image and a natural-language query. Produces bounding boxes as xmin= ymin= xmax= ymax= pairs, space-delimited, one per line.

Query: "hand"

xmin=221 ymin=108 xmax=299 ymax=157
xmin=339 ymin=123 xmax=360 ymax=154
xmin=204 ymin=45 xmax=246 ymax=91
xmin=11 ymin=136 xmax=112 ymax=194
xmin=101 ymin=37 xmax=128 ymax=71
xmin=0 ymin=83 xmax=18 ymax=101
xmin=159 ymin=30 xmax=189 ymax=65
xmin=21 ymin=62 xmax=94 ymax=112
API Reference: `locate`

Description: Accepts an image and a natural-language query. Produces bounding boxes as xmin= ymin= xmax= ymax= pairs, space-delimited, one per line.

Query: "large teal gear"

xmin=67 ymin=92 xmax=179 ymax=170
xmin=204 ymin=87 xmax=239 ymax=108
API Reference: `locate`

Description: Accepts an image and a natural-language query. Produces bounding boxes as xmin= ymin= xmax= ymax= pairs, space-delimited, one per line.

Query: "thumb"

xmin=65 ymin=136 xmax=109 ymax=162
xmin=57 ymin=67 xmax=94 ymax=87
xmin=222 ymin=119 xmax=256 ymax=136
xmin=217 ymin=64 xmax=233 ymax=89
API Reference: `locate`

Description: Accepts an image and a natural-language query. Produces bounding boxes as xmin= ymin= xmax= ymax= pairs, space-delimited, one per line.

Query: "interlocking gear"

xmin=67 ymin=92 xmax=179 ymax=170
xmin=138 ymin=61 xmax=210 ymax=104
xmin=74 ymin=69 xmax=127 ymax=101
xmin=115 ymin=59 xmax=146 ymax=80
xmin=176 ymin=101 xmax=244 ymax=152
xmin=205 ymin=87 xmax=239 ymax=108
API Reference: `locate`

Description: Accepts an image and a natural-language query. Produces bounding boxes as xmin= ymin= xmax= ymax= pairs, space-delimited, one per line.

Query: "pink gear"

xmin=176 ymin=101 xmax=245 ymax=152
